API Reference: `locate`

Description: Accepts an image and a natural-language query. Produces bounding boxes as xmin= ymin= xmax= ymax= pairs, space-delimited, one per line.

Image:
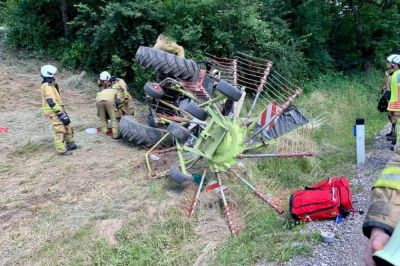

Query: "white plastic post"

xmin=356 ymin=118 xmax=365 ymax=165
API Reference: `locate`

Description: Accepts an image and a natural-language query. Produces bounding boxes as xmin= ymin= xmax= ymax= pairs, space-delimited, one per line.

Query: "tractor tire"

xmin=144 ymin=82 xmax=164 ymax=99
xmin=167 ymin=122 xmax=191 ymax=142
xmin=119 ymin=115 xmax=174 ymax=148
xmin=184 ymin=102 xmax=209 ymax=121
xmin=135 ymin=46 xmax=200 ymax=82
xmin=216 ymin=80 xmax=242 ymax=101
xmin=169 ymin=165 xmax=192 ymax=186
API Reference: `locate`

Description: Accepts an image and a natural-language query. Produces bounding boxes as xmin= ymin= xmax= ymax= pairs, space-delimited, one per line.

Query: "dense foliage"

xmin=2 ymin=0 xmax=400 ymax=95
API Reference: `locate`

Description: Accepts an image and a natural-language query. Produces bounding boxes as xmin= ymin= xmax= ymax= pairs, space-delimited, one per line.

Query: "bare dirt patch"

xmin=0 ymin=46 xmax=236 ymax=265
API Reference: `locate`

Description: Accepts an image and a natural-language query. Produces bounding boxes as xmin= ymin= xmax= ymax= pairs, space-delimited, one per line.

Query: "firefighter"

xmin=97 ymin=71 xmax=135 ymax=117
xmin=363 ymin=145 xmax=400 ymax=265
xmin=382 ymin=54 xmax=399 ymax=142
xmin=154 ymin=33 xmax=185 ymax=58
xmin=387 ymin=55 xmax=400 ymax=147
xmin=40 ymin=65 xmax=78 ymax=155
xmin=95 ymin=84 xmax=121 ymax=139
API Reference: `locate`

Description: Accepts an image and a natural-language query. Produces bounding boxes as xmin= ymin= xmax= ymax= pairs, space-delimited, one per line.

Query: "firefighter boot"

xmin=60 ymin=150 xmax=73 ymax=156
xmin=67 ymin=141 xmax=79 ymax=151
xmin=386 ymin=124 xmax=396 ymax=140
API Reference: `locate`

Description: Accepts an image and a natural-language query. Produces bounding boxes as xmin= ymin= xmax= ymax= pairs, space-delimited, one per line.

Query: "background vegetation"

xmin=1 ymin=0 xmax=400 ymax=96
xmin=0 ymin=0 xmax=395 ymax=264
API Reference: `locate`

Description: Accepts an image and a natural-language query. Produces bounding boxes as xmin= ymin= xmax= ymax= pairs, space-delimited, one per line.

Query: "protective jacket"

xmin=111 ymin=78 xmax=130 ymax=100
xmin=387 ymin=69 xmax=400 ymax=111
xmin=96 ymin=88 xmax=119 ymax=102
xmin=41 ymin=79 xmax=74 ymax=153
xmin=96 ymin=88 xmax=120 ymax=138
xmin=363 ymin=146 xmax=400 ymax=238
xmin=41 ymin=80 xmax=63 ymax=113
xmin=111 ymin=78 xmax=135 ymax=115
xmin=154 ymin=37 xmax=185 ymax=57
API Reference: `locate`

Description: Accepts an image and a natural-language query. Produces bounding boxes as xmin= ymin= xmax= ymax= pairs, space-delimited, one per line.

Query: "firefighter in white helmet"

xmin=97 ymin=71 xmax=134 ymax=134
xmin=40 ymin=65 xmax=78 ymax=155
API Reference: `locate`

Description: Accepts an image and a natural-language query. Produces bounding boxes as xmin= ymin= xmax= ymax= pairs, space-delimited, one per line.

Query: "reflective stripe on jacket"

xmin=375 ymin=166 xmax=400 ymax=190
xmin=41 ymin=82 xmax=63 ymax=113
xmin=387 ymin=69 xmax=400 ymax=111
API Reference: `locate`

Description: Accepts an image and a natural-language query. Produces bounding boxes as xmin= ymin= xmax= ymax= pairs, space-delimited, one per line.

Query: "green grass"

xmin=30 ymin=70 xmax=387 ymax=265
xmin=92 ymin=208 xmax=196 ymax=266
xmin=211 ymin=70 xmax=386 ymax=264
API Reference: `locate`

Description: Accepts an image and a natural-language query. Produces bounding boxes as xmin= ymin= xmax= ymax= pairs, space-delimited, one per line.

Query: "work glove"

xmin=57 ymin=112 xmax=71 ymax=126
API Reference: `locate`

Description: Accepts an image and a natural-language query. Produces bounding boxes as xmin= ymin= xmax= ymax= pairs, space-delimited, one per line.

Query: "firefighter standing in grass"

xmin=97 ymin=71 xmax=135 ymax=118
xmin=40 ymin=65 xmax=78 ymax=155
xmin=95 ymin=79 xmax=121 ymax=139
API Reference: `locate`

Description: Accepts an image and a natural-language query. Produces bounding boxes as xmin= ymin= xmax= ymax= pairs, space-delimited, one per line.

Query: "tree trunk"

xmin=59 ymin=0 xmax=70 ymax=38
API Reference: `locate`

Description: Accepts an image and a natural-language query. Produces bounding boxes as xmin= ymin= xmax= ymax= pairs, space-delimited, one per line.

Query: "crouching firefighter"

xmin=40 ymin=65 xmax=78 ymax=155
xmin=96 ymin=85 xmax=121 ymax=139
xmin=98 ymin=71 xmax=135 ymax=118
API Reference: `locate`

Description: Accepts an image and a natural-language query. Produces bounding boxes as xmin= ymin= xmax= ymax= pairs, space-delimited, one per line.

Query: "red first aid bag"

xmin=289 ymin=177 xmax=354 ymax=222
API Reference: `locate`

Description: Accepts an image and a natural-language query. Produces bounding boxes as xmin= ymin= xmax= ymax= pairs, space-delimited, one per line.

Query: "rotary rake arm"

xmin=145 ymin=51 xmax=316 ymax=237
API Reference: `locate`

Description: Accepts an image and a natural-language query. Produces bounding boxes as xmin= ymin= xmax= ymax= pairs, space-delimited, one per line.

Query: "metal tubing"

xmin=145 ymin=132 xmax=171 ymax=176
xmin=188 ymin=170 xmax=207 ymax=218
xmin=216 ymin=172 xmax=238 ymax=237
xmin=176 ymin=141 xmax=188 ymax=175
xmin=230 ymin=171 xmax=284 ymax=214
xmin=238 ymin=152 xmax=314 ymax=158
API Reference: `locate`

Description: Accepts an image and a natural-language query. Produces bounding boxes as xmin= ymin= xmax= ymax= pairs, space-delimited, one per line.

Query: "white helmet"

xmin=387 ymin=54 xmax=399 ymax=63
xmin=392 ymin=55 xmax=400 ymax=65
xmin=41 ymin=65 xmax=57 ymax=78
xmin=99 ymin=71 xmax=111 ymax=81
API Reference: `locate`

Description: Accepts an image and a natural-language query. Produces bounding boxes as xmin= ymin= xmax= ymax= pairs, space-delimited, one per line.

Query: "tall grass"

xmin=35 ymin=70 xmax=386 ymax=265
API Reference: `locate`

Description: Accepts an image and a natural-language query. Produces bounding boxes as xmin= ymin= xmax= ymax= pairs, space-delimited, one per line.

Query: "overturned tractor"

xmin=124 ymin=46 xmax=315 ymax=236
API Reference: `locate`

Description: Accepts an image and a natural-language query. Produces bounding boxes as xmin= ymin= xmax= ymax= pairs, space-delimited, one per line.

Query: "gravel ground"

xmin=285 ymin=124 xmax=393 ymax=266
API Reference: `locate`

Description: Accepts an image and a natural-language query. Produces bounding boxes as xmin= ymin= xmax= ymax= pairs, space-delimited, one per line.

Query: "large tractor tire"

xmin=119 ymin=115 xmax=174 ymax=148
xmin=135 ymin=46 xmax=200 ymax=82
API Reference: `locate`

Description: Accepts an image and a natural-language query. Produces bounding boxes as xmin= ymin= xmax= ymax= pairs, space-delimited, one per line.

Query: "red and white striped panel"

xmin=257 ymin=102 xmax=282 ymax=129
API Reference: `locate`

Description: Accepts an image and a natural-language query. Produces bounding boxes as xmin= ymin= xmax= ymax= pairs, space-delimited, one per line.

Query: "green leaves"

xmin=4 ymin=0 xmax=400 ymax=93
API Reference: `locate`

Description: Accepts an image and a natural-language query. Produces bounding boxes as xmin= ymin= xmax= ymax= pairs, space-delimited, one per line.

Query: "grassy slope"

xmin=0 ymin=36 xmax=386 ymax=265
xmin=85 ymin=71 xmax=386 ymax=265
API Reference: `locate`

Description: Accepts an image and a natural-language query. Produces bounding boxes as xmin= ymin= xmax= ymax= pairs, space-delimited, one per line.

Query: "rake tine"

xmin=229 ymin=171 xmax=284 ymax=214
xmin=216 ymin=172 xmax=238 ymax=237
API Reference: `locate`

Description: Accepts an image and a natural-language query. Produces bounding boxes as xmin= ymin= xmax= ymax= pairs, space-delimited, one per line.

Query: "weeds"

xmin=1 ymin=49 xmax=387 ymax=265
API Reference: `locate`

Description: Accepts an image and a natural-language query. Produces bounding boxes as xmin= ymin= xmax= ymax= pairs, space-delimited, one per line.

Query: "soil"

xmin=0 ymin=46 xmax=149 ymax=264
xmin=0 ymin=43 xmax=230 ymax=265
